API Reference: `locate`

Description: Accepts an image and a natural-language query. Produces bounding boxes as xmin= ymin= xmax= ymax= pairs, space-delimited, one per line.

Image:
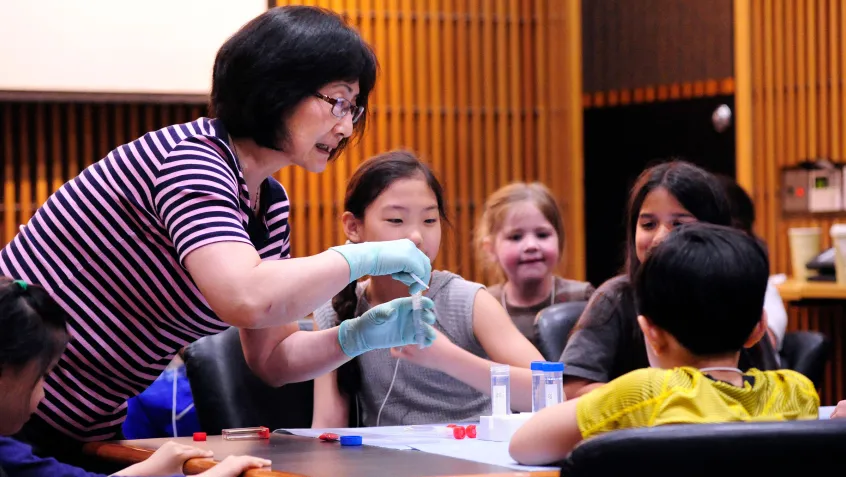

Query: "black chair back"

xmin=560 ymin=419 xmax=846 ymax=476
xmin=183 ymin=327 xmax=314 ymax=433
xmin=536 ymin=301 xmax=588 ymax=361
xmin=779 ymin=330 xmax=830 ymax=388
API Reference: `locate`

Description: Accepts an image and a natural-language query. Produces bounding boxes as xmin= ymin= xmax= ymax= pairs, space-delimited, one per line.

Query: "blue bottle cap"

xmin=530 ymin=361 xmax=545 ymax=371
xmin=542 ymin=362 xmax=565 ymax=372
xmin=340 ymin=435 xmax=362 ymax=446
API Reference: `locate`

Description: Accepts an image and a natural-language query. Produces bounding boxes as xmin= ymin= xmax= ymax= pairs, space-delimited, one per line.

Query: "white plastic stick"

xmin=409 ymin=273 xmax=430 ymax=290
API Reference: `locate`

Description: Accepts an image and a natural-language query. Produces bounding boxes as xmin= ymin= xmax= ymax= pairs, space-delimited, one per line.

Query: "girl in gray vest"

xmin=312 ymin=151 xmax=544 ymax=427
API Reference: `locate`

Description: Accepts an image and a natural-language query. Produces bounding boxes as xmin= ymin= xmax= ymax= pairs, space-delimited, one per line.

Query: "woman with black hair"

xmin=0 ymin=5 xmax=434 ymax=464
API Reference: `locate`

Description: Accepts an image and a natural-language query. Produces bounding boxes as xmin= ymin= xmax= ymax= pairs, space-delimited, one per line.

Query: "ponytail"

xmin=332 ymin=281 xmax=363 ymax=407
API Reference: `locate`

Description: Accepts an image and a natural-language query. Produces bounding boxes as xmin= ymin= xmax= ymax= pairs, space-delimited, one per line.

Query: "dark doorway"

xmin=583 ymin=95 xmax=736 ymax=287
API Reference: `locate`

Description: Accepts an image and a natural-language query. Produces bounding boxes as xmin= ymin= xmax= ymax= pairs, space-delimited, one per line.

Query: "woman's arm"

xmin=185 ymin=243 xmax=351 ymax=329
xmin=509 ymin=398 xmax=583 ymax=465
xmin=185 ymin=238 xmax=430 ymax=330
xmin=239 ymin=323 xmax=351 ymax=387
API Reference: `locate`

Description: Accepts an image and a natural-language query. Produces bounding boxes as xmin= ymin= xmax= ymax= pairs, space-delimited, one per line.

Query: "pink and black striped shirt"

xmin=0 ymin=118 xmax=291 ymax=441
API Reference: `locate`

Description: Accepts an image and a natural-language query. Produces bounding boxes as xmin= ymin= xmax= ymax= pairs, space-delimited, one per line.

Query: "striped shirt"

xmin=0 ymin=118 xmax=291 ymax=441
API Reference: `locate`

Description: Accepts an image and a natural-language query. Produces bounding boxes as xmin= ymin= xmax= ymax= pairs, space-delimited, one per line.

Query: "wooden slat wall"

xmin=0 ymin=102 xmax=205 ymax=243
xmin=583 ymin=78 xmax=736 ymax=109
xmin=582 ymin=0 xmax=733 ymax=94
xmin=0 ymin=0 xmax=584 ymax=287
xmin=272 ymin=0 xmax=584 ymax=284
xmin=736 ymin=0 xmax=846 ymax=405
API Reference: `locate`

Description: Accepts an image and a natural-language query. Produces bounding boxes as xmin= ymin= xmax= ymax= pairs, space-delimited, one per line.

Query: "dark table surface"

xmin=94 ymin=433 xmax=558 ymax=477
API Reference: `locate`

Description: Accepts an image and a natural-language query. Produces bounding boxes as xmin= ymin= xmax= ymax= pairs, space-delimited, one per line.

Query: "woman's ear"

xmin=341 ymin=212 xmax=363 ymax=244
xmin=743 ymin=310 xmax=769 ymax=349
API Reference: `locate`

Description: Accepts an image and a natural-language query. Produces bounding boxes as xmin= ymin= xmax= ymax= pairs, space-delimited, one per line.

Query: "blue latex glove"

xmin=330 ymin=239 xmax=432 ymax=294
xmin=338 ymin=296 xmax=437 ymax=358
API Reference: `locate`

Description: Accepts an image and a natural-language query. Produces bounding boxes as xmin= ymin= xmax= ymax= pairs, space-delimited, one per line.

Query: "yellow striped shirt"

xmin=577 ymin=367 xmax=820 ymax=439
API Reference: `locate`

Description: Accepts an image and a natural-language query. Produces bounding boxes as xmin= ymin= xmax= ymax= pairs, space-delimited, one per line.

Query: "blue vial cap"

xmin=340 ymin=435 xmax=362 ymax=446
xmin=542 ymin=362 xmax=565 ymax=372
xmin=530 ymin=361 xmax=545 ymax=371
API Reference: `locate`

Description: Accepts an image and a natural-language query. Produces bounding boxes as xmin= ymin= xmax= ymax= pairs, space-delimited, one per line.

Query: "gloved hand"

xmin=330 ymin=239 xmax=432 ymax=294
xmin=338 ymin=296 xmax=437 ymax=358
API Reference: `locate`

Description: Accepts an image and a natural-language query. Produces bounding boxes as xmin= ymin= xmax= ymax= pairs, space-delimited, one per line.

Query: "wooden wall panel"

xmin=0 ymin=0 xmax=584 ymax=288
xmin=582 ymin=0 xmax=733 ymax=94
xmin=0 ymin=102 xmax=204 ymax=246
xmin=736 ymin=0 xmax=846 ymax=405
xmin=270 ymin=0 xmax=584 ymax=284
xmin=738 ymin=0 xmax=845 ymax=281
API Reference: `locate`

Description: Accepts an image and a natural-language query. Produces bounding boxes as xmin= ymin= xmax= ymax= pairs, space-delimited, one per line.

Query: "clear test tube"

xmin=531 ymin=361 xmax=546 ymax=413
xmin=222 ymin=426 xmax=271 ymax=440
xmin=490 ymin=363 xmax=511 ymax=416
xmin=412 ymin=291 xmax=425 ymax=349
xmin=542 ymin=362 xmax=565 ymax=407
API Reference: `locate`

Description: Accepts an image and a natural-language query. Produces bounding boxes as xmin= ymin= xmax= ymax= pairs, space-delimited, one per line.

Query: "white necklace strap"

xmin=699 ymin=366 xmax=743 ymax=374
xmin=501 ymin=277 xmax=556 ymax=312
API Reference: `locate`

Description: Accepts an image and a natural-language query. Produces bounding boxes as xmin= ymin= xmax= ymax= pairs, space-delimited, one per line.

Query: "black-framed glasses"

xmin=314 ymin=93 xmax=365 ymax=124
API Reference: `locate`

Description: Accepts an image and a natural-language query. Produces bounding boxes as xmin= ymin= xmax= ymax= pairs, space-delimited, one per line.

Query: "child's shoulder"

xmin=554 ymin=275 xmax=596 ymax=300
xmin=580 ymin=368 xmax=670 ymax=404
xmin=593 ymin=274 xmax=631 ymax=295
xmin=429 ymin=270 xmax=485 ymax=297
xmin=751 ymin=368 xmax=818 ymax=390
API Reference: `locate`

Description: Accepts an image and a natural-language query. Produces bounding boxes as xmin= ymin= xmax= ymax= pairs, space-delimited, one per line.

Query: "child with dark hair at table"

xmin=0 ymin=277 xmax=270 ymax=477
xmin=509 ymin=223 xmax=819 ymax=466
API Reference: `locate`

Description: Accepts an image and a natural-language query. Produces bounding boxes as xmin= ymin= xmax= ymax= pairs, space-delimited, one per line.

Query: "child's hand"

xmin=114 ymin=441 xmax=213 ymax=476
xmin=390 ymin=328 xmax=459 ymax=371
xmin=197 ymin=455 xmax=272 ymax=477
xmin=831 ymin=400 xmax=846 ymax=419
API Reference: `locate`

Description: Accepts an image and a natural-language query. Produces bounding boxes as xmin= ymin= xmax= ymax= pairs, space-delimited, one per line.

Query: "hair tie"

xmin=13 ymin=280 xmax=27 ymax=291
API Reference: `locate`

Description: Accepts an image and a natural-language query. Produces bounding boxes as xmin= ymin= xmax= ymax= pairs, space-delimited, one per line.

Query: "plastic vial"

xmin=490 ymin=363 xmax=511 ymax=415
xmin=542 ymin=362 xmax=565 ymax=407
xmin=531 ymin=361 xmax=546 ymax=413
xmin=222 ymin=426 xmax=270 ymax=440
xmin=411 ymin=292 xmax=425 ymax=349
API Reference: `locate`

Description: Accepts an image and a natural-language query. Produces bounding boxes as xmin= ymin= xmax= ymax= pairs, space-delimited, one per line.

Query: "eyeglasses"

xmin=314 ymin=93 xmax=365 ymax=124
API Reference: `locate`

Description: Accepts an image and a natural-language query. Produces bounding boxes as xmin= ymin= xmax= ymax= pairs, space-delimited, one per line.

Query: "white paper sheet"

xmin=277 ymin=426 xmax=445 ymax=450
xmin=408 ymin=439 xmax=556 ymax=472
xmin=819 ymin=405 xmax=835 ymax=419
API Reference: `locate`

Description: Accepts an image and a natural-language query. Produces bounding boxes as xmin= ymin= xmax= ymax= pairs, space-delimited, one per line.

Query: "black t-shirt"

xmin=560 ymin=275 xmax=779 ymax=383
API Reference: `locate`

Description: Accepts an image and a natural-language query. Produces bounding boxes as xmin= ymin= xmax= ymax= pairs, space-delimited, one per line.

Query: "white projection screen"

xmin=0 ymin=0 xmax=268 ymax=97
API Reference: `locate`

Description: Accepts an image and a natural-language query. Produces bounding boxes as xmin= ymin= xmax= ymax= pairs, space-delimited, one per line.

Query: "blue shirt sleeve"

xmin=0 ymin=436 xmax=184 ymax=477
xmin=0 ymin=436 xmax=108 ymax=477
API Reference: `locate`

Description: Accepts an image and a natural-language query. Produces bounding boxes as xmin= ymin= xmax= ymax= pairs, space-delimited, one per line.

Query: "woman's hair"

xmin=210 ymin=5 xmax=378 ymax=160
xmin=332 ymin=150 xmax=447 ymax=402
xmin=473 ymin=182 xmax=565 ymax=281
xmin=623 ymin=160 xmax=732 ymax=279
xmin=0 ymin=277 xmax=70 ymax=377
xmin=718 ymin=175 xmax=756 ymax=234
